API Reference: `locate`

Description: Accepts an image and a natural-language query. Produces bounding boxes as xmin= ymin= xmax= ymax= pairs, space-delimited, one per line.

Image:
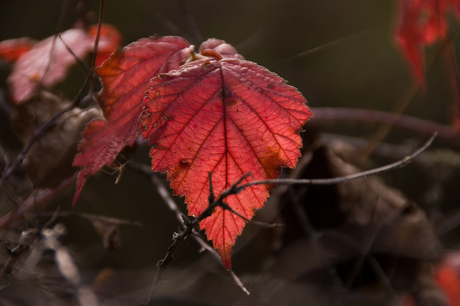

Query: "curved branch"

xmin=311 ymin=107 xmax=459 ymax=145
xmin=227 ymin=132 xmax=436 ymax=193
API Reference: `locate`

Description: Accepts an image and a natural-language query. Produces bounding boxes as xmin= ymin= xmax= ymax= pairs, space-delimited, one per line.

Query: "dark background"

xmin=1 ymin=0 xmax=459 ymax=304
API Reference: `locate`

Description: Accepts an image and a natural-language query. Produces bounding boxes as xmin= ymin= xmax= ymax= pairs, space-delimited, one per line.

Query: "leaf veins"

xmin=141 ymin=39 xmax=313 ymax=269
xmin=73 ymin=36 xmax=193 ymax=203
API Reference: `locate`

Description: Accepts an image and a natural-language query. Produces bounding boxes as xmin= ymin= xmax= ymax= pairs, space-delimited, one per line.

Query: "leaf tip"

xmin=219 ymin=244 xmax=233 ymax=270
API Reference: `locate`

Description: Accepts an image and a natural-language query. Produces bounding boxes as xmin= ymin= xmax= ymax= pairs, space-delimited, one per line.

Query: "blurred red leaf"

xmin=72 ymin=36 xmax=193 ymax=203
xmin=7 ymin=28 xmax=93 ymax=103
xmin=0 ymin=37 xmax=35 ymax=63
xmin=141 ymin=39 xmax=312 ymax=269
xmin=4 ymin=24 xmax=122 ymax=103
xmin=395 ymin=0 xmax=460 ymax=85
xmin=435 ymin=253 xmax=460 ymax=306
xmin=422 ymin=0 xmax=452 ymax=44
xmin=88 ymin=24 xmax=122 ymax=67
xmin=395 ymin=0 xmax=426 ymax=85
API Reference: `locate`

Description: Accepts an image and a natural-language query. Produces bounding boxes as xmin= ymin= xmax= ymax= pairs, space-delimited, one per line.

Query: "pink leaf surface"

xmin=73 ymin=36 xmax=193 ymax=203
xmin=141 ymin=39 xmax=312 ymax=269
xmin=8 ymin=28 xmax=93 ymax=102
xmin=0 ymin=37 xmax=35 ymax=63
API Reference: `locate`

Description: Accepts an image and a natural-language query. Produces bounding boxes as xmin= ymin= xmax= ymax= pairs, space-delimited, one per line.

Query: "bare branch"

xmin=231 ymin=132 xmax=436 ymax=193
xmin=58 ymin=35 xmax=90 ymax=74
xmin=312 ymin=107 xmax=459 ymax=145
xmin=126 ymin=162 xmax=251 ymax=300
xmin=91 ymin=0 xmax=105 ymax=69
xmin=0 ymin=172 xmax=78 ymax=229
xmin=48 ymin=211 xmax=143 ymax=227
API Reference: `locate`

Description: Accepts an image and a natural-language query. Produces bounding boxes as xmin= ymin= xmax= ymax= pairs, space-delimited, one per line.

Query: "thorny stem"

xmin=139 ymin=133 xmax=434 ymax=302
xmin=125 ymin=163 xmax=250 ymax=301
xmin=231 ymin=133 xmax=435 ymax=192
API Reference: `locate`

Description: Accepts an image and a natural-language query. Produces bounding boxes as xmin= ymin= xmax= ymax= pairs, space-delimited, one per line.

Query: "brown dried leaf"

xmin=272 ymin=138 xmax=441 ymax=301
xmin=10 ymin=91 xmax=100 ymax=188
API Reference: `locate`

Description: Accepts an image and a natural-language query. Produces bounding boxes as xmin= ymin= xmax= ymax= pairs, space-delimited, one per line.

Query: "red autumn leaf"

xmin=72 ymin=36 xmax=193 ymax=203
xmin=395 ymin=0 xmax=460 ymax=84
xmin=0 ymin=37 xmax=35 ymax=63
xmin=8 ymin=28 xmax=94 ymax=102
xmin=434 ymin=253 xmax=460 ymax=306
xmin=395 ymin=0 xmax=426 ymax=85
xmin=88 ymin=24 xmax=122 ymax=67
xmin=141 ymin=39 xmax=312 ymax=269
xmin=5 ymin=24 xmax=122 ymax=103
xmin=421 ymin=0 xmax=452 ymax=44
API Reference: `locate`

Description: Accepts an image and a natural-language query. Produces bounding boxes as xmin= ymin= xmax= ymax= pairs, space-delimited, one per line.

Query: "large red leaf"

xmin=73 ymin=36 xmax=193 ymax=203
xmin=142 ymin=39 xmax=312 ymax=269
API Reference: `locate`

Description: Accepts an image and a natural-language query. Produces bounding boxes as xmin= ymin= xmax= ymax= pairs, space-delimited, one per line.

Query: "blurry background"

xmin=1 ymin=0 xmax=460 ymax=305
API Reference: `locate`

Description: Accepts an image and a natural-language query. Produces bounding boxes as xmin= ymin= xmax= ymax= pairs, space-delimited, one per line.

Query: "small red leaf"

xmin=142 ymin=39 xmax=312 ymax=268
xmin=421 ymin=0 xmax=451 ymax=44
xmin=394 ymin=0 xmax=459 ymax=84
xmin=395 ymin=0 xmax=426 ymax=85
xmin=8 ymin=28 xmax=93 ymax=102
xmin=199 ymin=38 xmax=244 ymax=59
xmin=0 ymin=37 xmax=35 ymax=63
xmin=73 ymin=36 xmax=193 ymax=203
xmin=433 ymin=251 xmax=460 ymax=306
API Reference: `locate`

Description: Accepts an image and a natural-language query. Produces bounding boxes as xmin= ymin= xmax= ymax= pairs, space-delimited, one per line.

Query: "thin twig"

xmin=47 ymin=211 xmax=143 ymax=227
xmin=146 ymin=129 xmax=433 ymax=293
xmin=268 ymin=27 xmax=381 ymax=68
xmin=0 ymin=172 xmax=78 ymax=229
xmin=41 ymin=0 xmax=72 ymax=87
xmin=130 ymin=132 xmax=434 ymax=300
xmin=177 ymin=0 xmax=202 ymax=45
xmin=59 ymin=35 xmax=90 ymax=74
xmin=91 ymin=0 xmax=105 ymax=69
xmin=126 ymin=162 xmax=251 ymax=299
xmin=229 ymin=133 xmax=436 ymax=192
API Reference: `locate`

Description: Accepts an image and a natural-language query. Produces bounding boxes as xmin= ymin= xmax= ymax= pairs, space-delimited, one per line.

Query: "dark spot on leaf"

xmin=223 ymin=86 xmax=238 ymax=107
xmin=179 ymin=160 xmax=190 ymax=168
